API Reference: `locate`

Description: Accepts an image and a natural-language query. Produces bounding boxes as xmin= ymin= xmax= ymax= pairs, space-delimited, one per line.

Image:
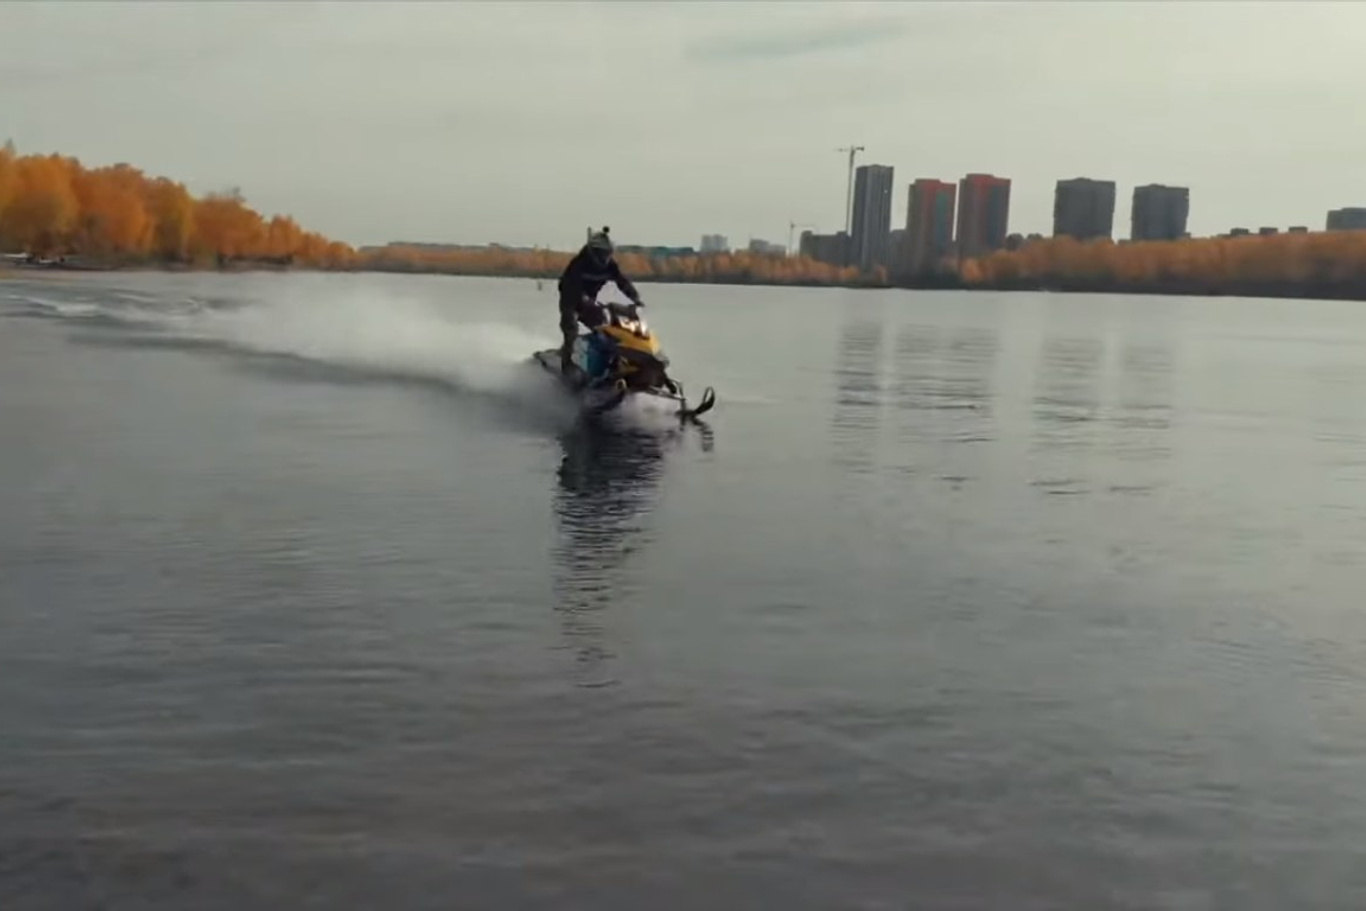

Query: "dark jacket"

xmin=557 ymin=247 xmax=640 ymax=305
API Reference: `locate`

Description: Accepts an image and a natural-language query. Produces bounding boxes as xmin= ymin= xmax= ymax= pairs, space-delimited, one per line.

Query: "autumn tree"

xmin=71 ymin=163 xmax=153 ymax=258
xmin=0 ymin=140 xmax=17 ymax=249
xmin=190 ymin=189 xmax=267 ymax=263
xmin=4 ymin=154 xmax=79 ymax=256
xmin=145 ymin=178 xmax=195 ymax=262
xmin=265 ymin=215 xmax=303 ymax=261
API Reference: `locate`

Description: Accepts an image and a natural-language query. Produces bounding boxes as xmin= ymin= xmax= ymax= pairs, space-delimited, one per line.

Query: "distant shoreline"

xmin=8 ymin=143 xmax=1366 ymax=306
xmin=7 ymin=258 xmax=1366 ymax=303
xmin=0 ymin=257 xmax=883 ymax=290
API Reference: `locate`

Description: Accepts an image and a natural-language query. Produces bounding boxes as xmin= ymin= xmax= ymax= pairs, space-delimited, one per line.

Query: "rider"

xmin=556 ymin=226 xmax=643 ymax=374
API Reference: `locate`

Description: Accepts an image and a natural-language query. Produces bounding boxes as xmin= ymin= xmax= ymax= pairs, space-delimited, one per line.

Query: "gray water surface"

xmin=3 ymin=272 xmax=1365 ymax=909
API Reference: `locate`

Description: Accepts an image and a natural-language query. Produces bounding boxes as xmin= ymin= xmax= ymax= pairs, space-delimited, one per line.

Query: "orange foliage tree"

xmin=2 ymin=153 xmax=80 ymax=257
xmin=0 ymin=141 xmax=16 ymax=234
xmin=145 ymin=177 xmax=195 ymax=262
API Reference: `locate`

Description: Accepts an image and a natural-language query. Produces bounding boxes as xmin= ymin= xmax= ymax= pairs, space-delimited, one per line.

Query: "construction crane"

xmin=835 ymin=145 xmax=865 ymax=235
xmin=788 ymin=221 xmax=817 ymax=257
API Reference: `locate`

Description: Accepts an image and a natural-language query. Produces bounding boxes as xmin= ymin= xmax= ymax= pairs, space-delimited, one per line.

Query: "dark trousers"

xmin=558 ymin=293 xmax=605 ymax=368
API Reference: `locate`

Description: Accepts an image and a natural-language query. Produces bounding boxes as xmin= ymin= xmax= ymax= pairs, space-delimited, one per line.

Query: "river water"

xmin=3 ymin=271 xmax=1365 ymax=909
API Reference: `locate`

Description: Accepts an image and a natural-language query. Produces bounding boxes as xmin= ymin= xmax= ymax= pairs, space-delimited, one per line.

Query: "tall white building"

xmin=851 ymin=164 xmax=894 ymax=272
xmin=700 ymin=234 xmax=729 ymax=254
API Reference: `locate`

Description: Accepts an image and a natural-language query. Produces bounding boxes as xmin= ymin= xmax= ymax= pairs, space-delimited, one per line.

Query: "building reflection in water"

xmin=892 ymin=323 xmax=999 ymax=443
xmin=1030 ymin=319 xmax=1181 ymax=498
xmin=1032 ymin=334 xmax=1105 ymax=454
xmin=830 ymin=315 xmax=887 ymax=475
xmin=1113 ymin=339 xmax=1177 ymax=463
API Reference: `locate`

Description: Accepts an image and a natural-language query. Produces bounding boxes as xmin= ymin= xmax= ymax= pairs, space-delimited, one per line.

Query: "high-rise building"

xmin=956 ymin=173 xmax=1011 ymax=258
xmin=800 ymin=230 xmax=849 ymax=267
xmin=617 ymin=244 xmax=698 ymax=258
xmin=888 ymin=229 xmax=907 ymax=269
xmin=1327 ymin=208 xmax=1366 ymax=231
xmin=903 ymin=178 xmax=957 ymax=275
xmin=1131 ymin=185 xmax=1190 ymax=241
xmin=1053 ymin=178 xmax=1116 ymax=240
xmin=850 ymin=163 xmax=895 ymax=272
xmin=700 ymin=234 xmax=729 ymax=254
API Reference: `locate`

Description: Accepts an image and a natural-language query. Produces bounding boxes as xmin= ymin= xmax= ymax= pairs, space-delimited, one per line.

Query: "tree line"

xmin=0 ymin=142 xmax=355 ymax=268
xmin=956 ymin=231 xmax=1366 ymax=299
xmin=361 ymin=243 xmax=870 ymax=286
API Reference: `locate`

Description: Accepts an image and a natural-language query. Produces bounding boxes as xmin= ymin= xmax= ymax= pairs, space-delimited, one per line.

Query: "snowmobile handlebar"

xmin=598 ymin=299 xmax=643 ymax=322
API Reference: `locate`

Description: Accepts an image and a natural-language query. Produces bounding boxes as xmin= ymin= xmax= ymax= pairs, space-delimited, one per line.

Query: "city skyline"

xmin=681 ymin=163 xmax=1347 ymax=258
xmin=4 ymin=2 xmax=1365 ymax=248
xmin=788 ymin=163 xmax=1362 ymax=276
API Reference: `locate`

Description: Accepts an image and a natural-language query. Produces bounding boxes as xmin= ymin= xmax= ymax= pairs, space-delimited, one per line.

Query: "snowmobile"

xmin=532 ymin=300 xmax=716 ymax=421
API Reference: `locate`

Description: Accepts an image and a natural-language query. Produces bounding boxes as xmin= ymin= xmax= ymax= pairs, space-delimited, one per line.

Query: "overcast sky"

xmin=2 ymin=1 xmax=1364 ymax=249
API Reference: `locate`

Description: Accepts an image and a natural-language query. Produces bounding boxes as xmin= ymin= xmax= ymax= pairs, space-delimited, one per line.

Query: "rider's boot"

xmin=559 ymin=335 xmax=574 ymax=376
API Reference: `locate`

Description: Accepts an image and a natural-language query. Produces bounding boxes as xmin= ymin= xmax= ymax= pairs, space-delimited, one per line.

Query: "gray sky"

xmin=3 ymin=1 xmax=1364 ymax=249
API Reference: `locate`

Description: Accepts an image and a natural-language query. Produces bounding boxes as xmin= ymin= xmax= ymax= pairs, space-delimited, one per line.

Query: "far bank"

xmin=9 ymin=254 xmax=1366 ymax=305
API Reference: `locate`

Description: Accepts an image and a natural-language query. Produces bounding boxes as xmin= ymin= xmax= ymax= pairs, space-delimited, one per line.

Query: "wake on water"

xmin=4 ymin=277 xmax=708 ymax=435
xmin=4 ymin=280 xmax=605 ymax=432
